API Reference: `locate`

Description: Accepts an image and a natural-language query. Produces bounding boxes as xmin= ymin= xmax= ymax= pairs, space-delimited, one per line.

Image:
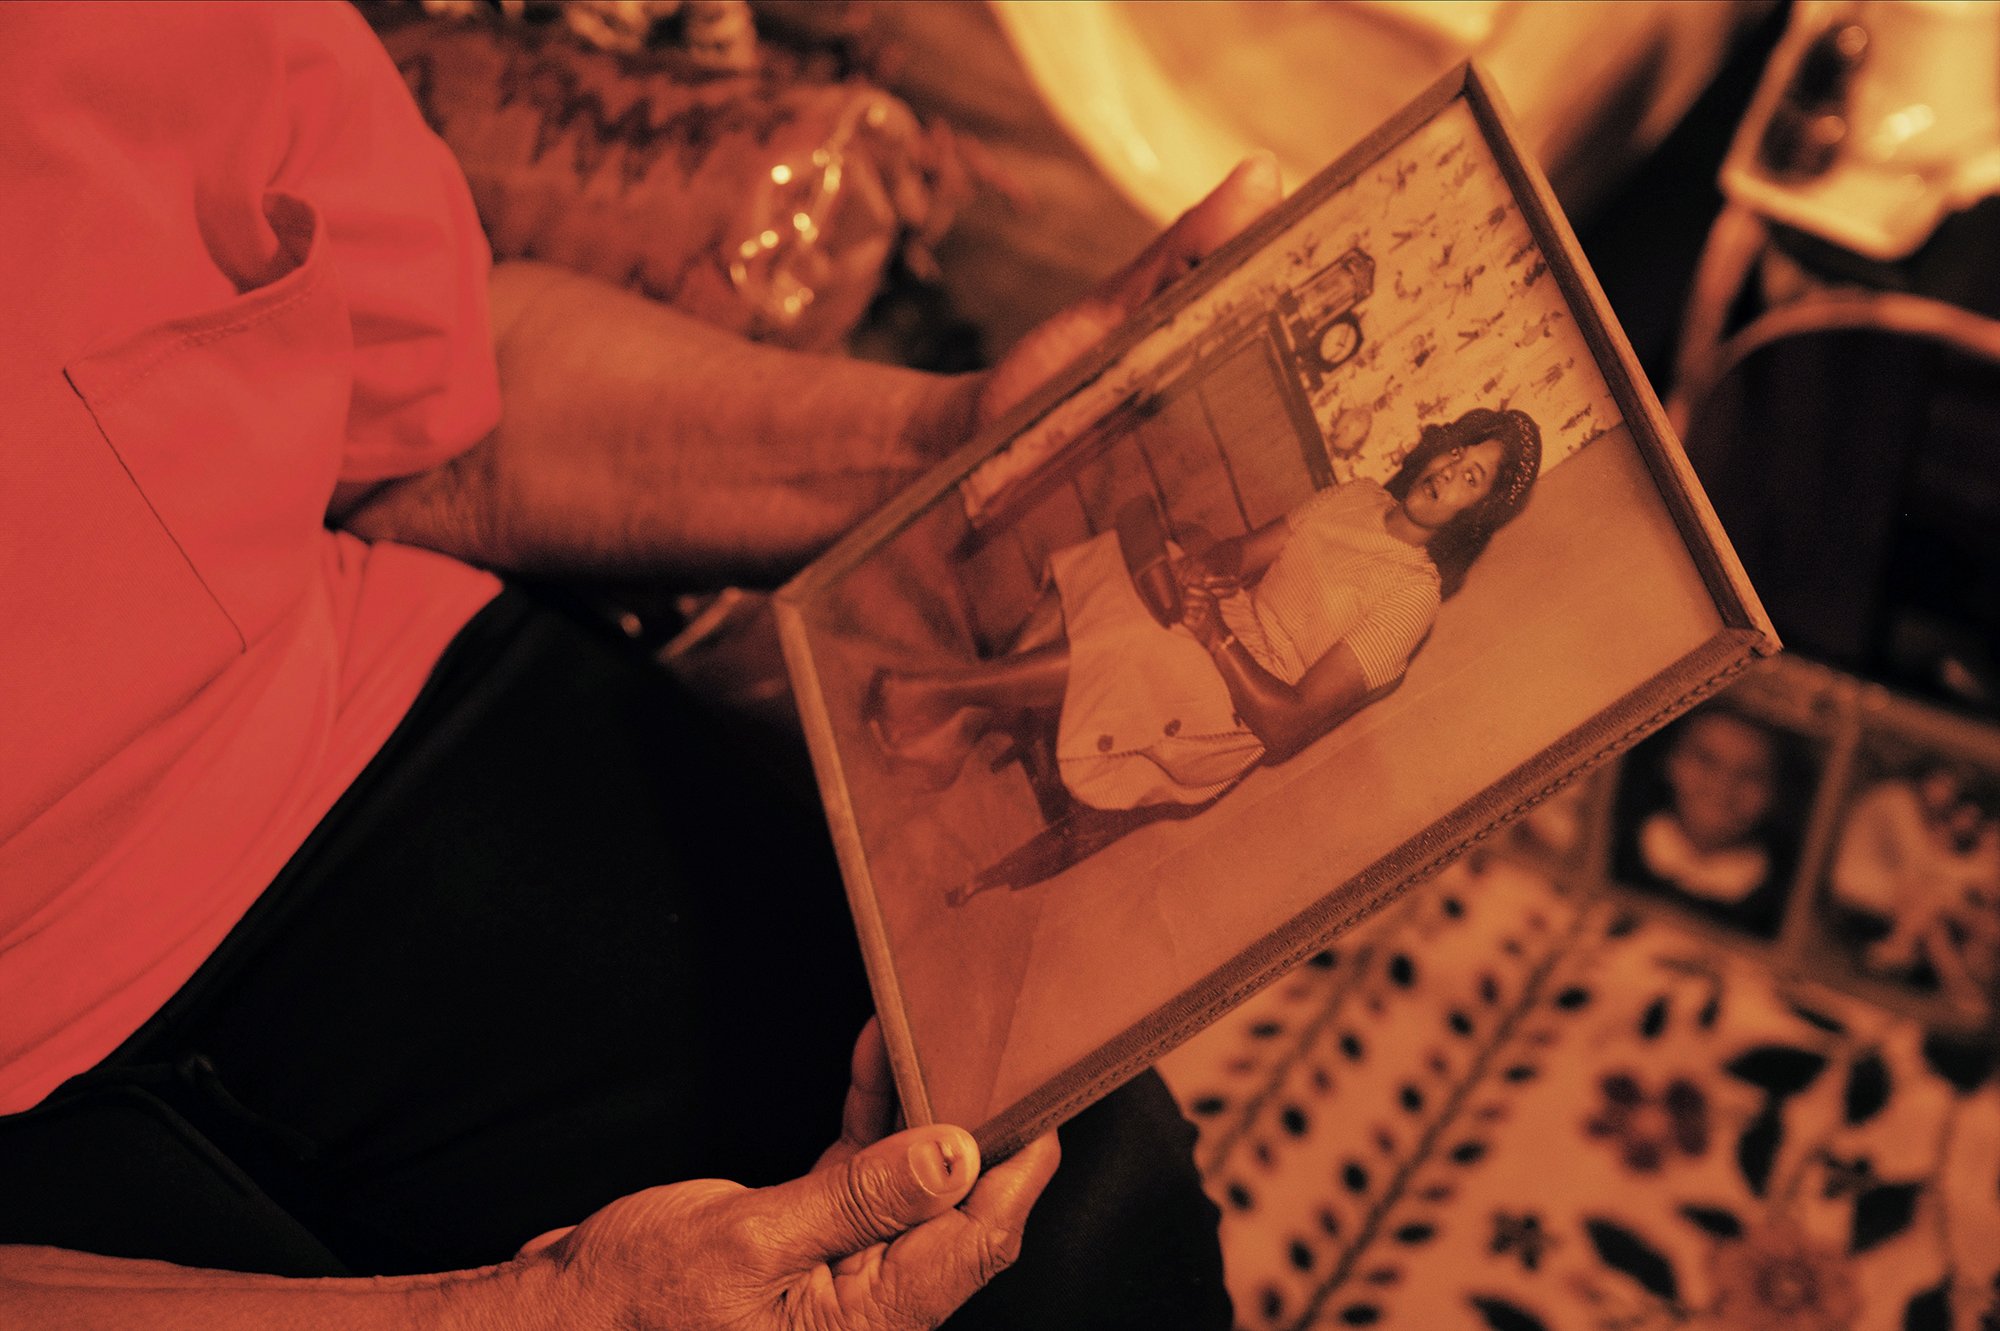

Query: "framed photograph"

xmin=1564 ymin=654 xmax=2000 ymax=1034
xmin=1802 ymin=691 xmax=2000 ymax=1028
xmin=1599 ymin=657 xmax=1842 ymax=944
xmin=775 ymin=65 xmax=1776 ymax=1154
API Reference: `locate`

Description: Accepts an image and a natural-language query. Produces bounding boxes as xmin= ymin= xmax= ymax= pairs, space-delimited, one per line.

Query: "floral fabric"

xmin=1160 ymin=855 xmax=2000 ymax=1331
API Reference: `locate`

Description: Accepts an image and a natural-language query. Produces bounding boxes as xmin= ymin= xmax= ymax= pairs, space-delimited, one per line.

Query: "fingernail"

xmin=1237 ymin=149 xmax=1280 ymax=192
xmin=910 ymin=1134 xmax=960 ymax=1196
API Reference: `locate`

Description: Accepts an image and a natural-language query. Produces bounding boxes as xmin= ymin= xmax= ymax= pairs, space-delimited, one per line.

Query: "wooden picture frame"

xmin=775 ymin=65 xmax=1778 ymax=1155
xmin=1541 ymin=653 xmax=2000 ymax=1036
xmin=1803 ymin=685 xmax=2000 ymax=1029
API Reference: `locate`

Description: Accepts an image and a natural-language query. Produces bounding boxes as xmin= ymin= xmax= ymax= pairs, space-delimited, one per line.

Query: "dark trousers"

xmin=0 ymin=590 xmax=1229 ymax=1329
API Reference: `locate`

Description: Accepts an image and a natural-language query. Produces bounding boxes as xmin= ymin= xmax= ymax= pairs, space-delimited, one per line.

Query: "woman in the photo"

xmin=1608 ymin=705 xmax=1809 ymax=939
xmin=866 ymin=406 xmax=1542 ymax=810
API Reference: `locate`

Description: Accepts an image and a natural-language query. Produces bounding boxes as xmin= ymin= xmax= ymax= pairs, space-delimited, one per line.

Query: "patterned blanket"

xmin=1160 ymin=854 xmax=2000 ymax=1331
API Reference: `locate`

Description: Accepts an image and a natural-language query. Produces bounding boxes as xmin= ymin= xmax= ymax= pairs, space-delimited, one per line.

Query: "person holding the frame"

xmin=0 ymin=5 xmax=1273 ymax=1326
xmin=866 ymin=407 xmax=1542 ymax=811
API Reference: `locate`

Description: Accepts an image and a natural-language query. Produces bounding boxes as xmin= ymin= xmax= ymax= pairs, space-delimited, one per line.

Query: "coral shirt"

xmin=0 ymin=3 xmax=502 ymax=1113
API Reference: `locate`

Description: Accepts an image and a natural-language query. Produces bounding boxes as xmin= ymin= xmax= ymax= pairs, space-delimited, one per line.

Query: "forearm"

xmin=1191 ymin=517 xmax=1287 ymax=584
xmin=343 ymin=261 xmax=981 ymax=585
xmin=1200 ymin=629 xmax=1370 ymax=760
xmin=1204 ymin=638 xmax=1313 ymax=758
xmin=0 ymin=1245 xmax=541 ymax=1331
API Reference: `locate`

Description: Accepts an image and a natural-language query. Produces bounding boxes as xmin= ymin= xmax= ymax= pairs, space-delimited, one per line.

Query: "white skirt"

xmin=1050 ymin=531 xmax=1265 ymax=810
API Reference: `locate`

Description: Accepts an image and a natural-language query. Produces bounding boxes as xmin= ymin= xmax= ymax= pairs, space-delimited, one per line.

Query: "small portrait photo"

xmin=777 ymin=73 xmax=1766 ymax=1144
xmin=1499 ymin=765 xmax=1606 ymax=877
xmin=1812 ymin=724 xmax=2000 ymax=1021
xmin=1604 ymin=685 xmax=1826 ymax=943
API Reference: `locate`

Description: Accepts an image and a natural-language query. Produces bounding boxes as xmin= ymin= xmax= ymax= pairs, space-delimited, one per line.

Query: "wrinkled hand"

xmin=502 ymin=1022 xmax=1060 ymax=1331
xmin=976 ymin=153 xmax=1282 ymax=427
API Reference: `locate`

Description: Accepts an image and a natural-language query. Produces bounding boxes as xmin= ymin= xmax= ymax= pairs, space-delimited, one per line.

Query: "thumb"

xmin=753 ymin=1124 xmax=981 ymax=1266
xmin=1101 ymin=150 xmax=1282 ymax=312
xmin=978 ymin=153 xmax=1281 ymax=425
xmin=515 ymin=1225 xmax=575 ymax=1260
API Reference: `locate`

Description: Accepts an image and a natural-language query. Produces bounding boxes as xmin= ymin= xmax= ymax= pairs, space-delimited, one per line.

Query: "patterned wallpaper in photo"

xmin=1231 ymin=100 xmax=1623 ymax=485
xmin=959 ymin=100 xmax=1627 ymax=521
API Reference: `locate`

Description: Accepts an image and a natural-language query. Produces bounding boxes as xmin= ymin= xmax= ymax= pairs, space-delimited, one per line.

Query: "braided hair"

xmin=1384 ymin=407 xmax=1541 ymax=597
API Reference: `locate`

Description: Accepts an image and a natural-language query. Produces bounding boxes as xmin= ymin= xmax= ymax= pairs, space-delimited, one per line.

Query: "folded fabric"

xmin=371 ymin=9 xmax=966 ymax=351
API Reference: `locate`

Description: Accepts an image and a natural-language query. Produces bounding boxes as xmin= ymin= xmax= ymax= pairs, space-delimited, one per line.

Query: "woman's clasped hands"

xmin=1175 ymin=561 xmax=1239 ymax=648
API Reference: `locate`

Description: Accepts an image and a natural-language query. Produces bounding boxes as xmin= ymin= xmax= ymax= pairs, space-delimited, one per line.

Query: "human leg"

xmin=7 ymin=590 xmax=1229 ymax=1326
xmin=863 ymin=641 xmax=1071 ymax=789
xmin=95 ymin=590 xmax=872 ymax=1273
xmin=1007 ymin=579 xmax=1068 ymax=653
xmin=877 ymin=642 xmax=1071 ymax=739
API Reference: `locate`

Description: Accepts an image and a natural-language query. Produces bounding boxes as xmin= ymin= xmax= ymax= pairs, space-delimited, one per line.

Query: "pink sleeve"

xmin=274 ymin=4 xmax=501 ymax=483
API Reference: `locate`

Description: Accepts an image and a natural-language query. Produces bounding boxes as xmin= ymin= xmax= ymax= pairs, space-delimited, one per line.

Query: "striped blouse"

xmin=1219 ymin=481 xmax=1440 ymax=692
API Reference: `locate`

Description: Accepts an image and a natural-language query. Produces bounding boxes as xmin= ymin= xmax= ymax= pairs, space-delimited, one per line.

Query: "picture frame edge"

xmin=970 ymin=628 xmax=1768 ymax=1156
xmin=772 ymin=593 xmax=939 ymax=1129
xmin=1461 ymin=64 xmax=1781 ymax=655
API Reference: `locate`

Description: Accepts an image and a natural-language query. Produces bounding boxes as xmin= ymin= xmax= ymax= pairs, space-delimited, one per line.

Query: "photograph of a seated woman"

xmin=865 ymin=407 xmax=1543 ymax=822
xmin=1607 ymin=704 xmax=1813 ymax=940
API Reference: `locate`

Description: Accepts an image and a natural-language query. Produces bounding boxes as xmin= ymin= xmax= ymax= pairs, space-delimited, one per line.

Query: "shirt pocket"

xmin=63 ymin=190 xmax=351 ymax=652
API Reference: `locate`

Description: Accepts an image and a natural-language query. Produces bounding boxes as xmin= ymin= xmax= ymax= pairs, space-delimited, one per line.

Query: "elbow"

xmin=1250 ymin=697 xmax=1365 ymax=763
xmin=1260 ymin=733 xmax=1308 ymax=765
xmin=1246 ymin=713 xmax=1317 ymax=764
